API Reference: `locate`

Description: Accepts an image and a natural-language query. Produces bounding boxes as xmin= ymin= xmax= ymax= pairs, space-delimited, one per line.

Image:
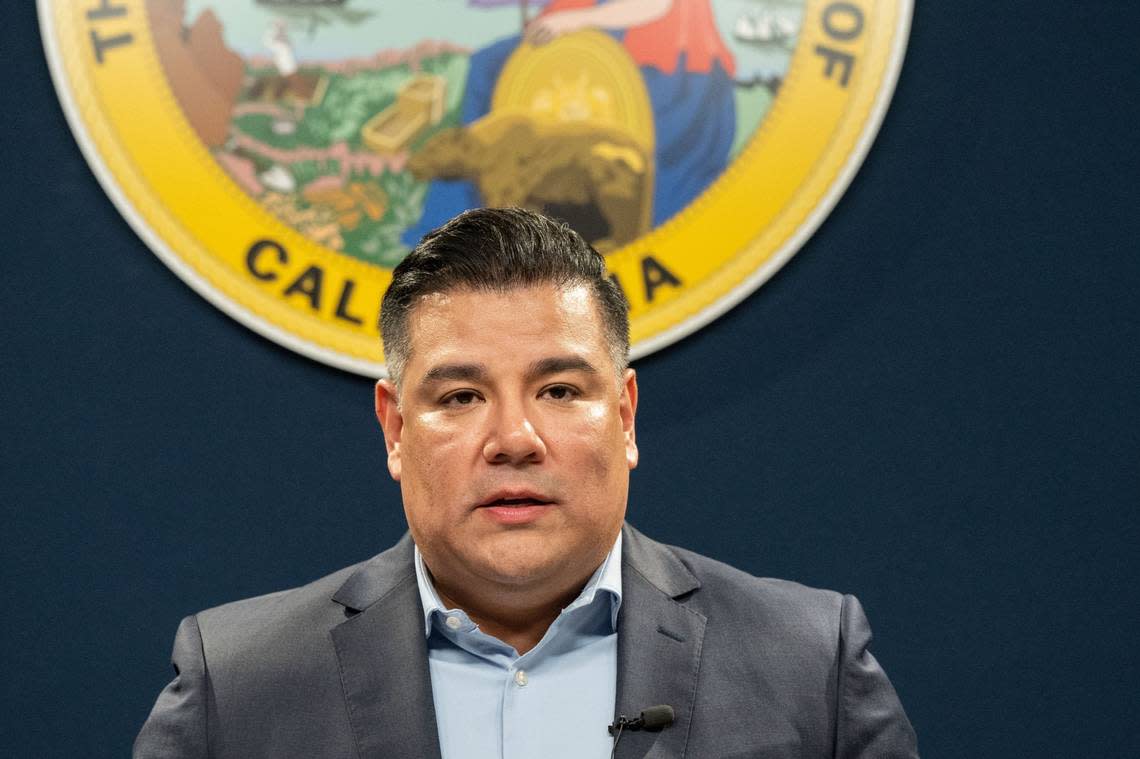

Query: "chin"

xmin=476 ymin=542 xmax=564 ymax=584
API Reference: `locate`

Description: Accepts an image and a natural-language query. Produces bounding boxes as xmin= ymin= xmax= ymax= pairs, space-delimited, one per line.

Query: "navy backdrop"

xmin=3 ymin=2 xmax=1139 ymax=756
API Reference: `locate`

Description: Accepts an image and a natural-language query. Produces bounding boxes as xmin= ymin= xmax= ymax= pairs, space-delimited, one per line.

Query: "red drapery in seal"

xmin=540 ymin=0 xmax=736 ymax=76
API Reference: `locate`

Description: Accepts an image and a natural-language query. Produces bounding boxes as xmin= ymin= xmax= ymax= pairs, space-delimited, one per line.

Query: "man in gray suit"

xmin=136 ymin=208 xmax=918 ymax=758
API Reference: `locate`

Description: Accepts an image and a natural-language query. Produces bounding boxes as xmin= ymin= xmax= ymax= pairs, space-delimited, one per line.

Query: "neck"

xmin=433 ymin=575 xmax=586 ymax=655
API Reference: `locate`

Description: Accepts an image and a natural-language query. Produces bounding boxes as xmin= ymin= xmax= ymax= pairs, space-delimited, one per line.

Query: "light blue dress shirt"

xmin=414 ymin=534 xmax=623 ymax=759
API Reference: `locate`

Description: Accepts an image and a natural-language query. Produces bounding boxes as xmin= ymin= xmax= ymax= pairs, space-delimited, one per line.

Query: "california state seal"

xmin=40 ymin=0 xmax=911 ymax=375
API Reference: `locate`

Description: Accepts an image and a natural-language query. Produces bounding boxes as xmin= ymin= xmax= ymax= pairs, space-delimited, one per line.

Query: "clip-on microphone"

xmin=608 ymin=704 xmax=674 ymax=758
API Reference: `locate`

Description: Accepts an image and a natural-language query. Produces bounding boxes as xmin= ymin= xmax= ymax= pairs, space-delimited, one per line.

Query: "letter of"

xmin=246 ymin=240 xmax=287 ymax=282
xmin=86 ymin=0 xmax=128 ymax=21
xmin=334 ymin=280 xmax=365 ymax=325
xmin=641 ymin=255 xmax=682 ymax=303
xmin=283 ymin=266 xmax=324 ymax=311
xmin=814 ymin=45 xmax=856 ymax=88
xmin=89 ymin=29 xmax=134 ymax=64
xmin=821 ymin=2 xmax=865 ymax=41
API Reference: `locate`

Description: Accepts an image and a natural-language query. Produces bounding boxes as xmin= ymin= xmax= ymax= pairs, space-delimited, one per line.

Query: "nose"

xmin=482 ymin=400 xmax=547 ymax=465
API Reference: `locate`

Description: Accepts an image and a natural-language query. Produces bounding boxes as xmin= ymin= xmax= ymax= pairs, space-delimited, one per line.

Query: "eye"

xmin=540 ymin=384 xmax=578 ymax=402
xmin=441 ymin=389 xmax=482 ymax=407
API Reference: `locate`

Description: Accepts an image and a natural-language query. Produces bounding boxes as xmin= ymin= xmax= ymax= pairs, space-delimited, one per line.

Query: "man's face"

xmin=375 ymin=283 xmax=637 ymax=600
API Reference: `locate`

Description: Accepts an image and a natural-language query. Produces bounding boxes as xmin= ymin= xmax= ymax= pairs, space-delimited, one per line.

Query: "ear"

xmin=374 ymin=379 xmax=404 ymax=481
xmin=620 ymin=368 xmax=639 ymax=470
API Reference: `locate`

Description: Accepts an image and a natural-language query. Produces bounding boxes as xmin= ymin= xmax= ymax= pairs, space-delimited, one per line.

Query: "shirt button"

xmin=445 ymin=615 xmax=462 ymax=631
xmin=514 ymin=669 xmax=529 ymax=687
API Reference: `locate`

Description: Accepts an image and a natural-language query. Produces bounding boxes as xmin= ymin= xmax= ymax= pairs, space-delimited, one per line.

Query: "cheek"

xmin=561 ymin=403 xmax=625 ymax=477
xmin=407 ymin=412 xmax=468 ymax=459
xmin=401 ymin=419 xmax=469 ymax=498
xmin=575 ymin=401 xmax=619 ymax=436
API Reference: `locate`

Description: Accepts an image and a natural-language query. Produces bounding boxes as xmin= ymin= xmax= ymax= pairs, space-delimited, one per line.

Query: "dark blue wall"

xmin=4 ymin=2 xmax=1139 ymax=756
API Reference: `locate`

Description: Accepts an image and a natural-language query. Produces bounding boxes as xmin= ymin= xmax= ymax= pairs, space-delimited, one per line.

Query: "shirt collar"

xmin=414 ymin=531 xmax=624 ymax=638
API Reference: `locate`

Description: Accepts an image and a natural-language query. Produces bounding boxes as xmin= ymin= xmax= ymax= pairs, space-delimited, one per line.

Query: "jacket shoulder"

xmin=664 ymin=542 xmax=848 ymax=642
xmin=193 ymin=532 xmax=416 ymax=647
xmin=195 ymin=560 xmax=364 ymax=637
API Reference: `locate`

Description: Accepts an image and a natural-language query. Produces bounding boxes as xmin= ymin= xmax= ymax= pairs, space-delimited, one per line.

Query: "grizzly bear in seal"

xmin=408 ymin=114 xmax=652 ymax=253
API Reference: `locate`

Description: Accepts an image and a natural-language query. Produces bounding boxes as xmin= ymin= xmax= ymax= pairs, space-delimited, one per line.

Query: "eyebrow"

xmin=420 ymin=362 xmax=489 ymax=386
xmin=416 ymin=355 xmax=599 ymax=389
xmin=525 ymin=355 xmax=600 ymax=381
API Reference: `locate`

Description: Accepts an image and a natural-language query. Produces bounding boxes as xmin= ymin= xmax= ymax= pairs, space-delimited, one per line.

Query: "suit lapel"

xmin=615 ymin=526 xmax=707 ymax=759
xmin=326 ymin=527 xmax=704 ymax=759
xmin=329 ymin=536 xmax=442 ymax=759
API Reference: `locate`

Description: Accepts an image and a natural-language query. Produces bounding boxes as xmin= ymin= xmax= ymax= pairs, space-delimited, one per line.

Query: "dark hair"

xmin=380 ymin=207 xmax=629 ymax=384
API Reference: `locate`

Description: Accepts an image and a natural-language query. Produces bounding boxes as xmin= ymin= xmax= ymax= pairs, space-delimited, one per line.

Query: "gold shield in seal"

xmin=488 ymin=30 xmax=656 ymax=249
xmin=415 ymin=28 xmax=657 ymax=255
xmin=494 ymin=31 xmax=655 ymax=146
xmin=39 ymin=0 xmax=912 ymax=376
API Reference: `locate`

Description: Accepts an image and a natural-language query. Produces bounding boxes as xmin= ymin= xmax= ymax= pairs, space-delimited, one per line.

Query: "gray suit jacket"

xmin=135 ymin=525 xmax=918 ymax=758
